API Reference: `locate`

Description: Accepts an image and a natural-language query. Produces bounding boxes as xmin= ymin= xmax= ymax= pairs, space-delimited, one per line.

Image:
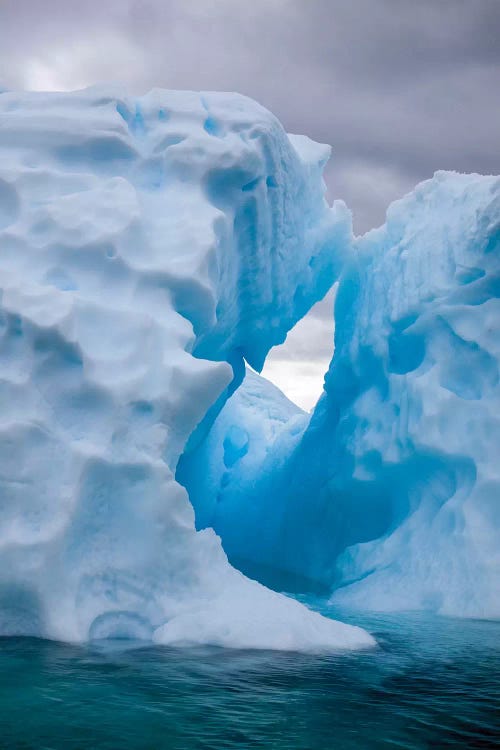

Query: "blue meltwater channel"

xmin=0 ymin=602 xmax=499 ymax=749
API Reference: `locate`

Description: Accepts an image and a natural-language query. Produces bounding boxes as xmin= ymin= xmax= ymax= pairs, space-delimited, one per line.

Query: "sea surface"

xmin=0 ymin=602 xmax=499 ymax=749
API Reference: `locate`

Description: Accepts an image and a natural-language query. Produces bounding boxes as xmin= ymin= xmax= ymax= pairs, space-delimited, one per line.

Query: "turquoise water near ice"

xmin=0 ymin=604 xmax=499 ymax=749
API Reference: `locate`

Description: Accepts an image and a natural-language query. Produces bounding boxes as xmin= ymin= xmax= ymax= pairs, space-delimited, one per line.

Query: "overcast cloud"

xmin=1 ymin=0 xmax=499 ymax=407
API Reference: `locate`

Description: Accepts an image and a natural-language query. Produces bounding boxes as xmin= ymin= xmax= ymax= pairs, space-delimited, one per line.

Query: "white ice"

xmin=0 ymin=86 xmax=373 ymax=650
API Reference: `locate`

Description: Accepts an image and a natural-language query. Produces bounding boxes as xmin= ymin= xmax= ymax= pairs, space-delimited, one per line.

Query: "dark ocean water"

xmin=0 ymin=604 xmax=499 ymax=749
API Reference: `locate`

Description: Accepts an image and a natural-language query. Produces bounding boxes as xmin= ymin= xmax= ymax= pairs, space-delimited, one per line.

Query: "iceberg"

xmin=185 ymin=171 xmax=500 ymax=619
xmin=0 ymin=86 xmax=373 ymax=649
xmin=1 ymin=85 xmax=497 ymax=643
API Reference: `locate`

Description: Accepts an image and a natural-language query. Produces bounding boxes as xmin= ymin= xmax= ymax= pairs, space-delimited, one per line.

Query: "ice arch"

xmin=182 ymin=171 xmax=500 ymax=619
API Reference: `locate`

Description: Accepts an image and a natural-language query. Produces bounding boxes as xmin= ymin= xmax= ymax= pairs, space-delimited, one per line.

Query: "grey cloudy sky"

xmin=1 ymin=0 xmax=499 ymax=407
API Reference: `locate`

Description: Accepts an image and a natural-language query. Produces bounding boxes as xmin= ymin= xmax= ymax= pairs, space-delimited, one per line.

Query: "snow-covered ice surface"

xmin=186 ymin=172 xmax=500 ymax=619
xmin=0 ymin=86 xmax=374 ymax=650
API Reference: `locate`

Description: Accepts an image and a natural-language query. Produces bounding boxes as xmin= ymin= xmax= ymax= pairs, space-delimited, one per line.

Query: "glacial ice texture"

xmin=326 ymin=172 xmax=500 ymax=617
xmin=0 ymin=86 xmax=374 ymax=650
xmin=185 ymin=172 xmax=500 ymax=619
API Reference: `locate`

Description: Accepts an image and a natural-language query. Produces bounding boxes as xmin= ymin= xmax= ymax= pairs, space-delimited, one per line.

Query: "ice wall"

xmin=0 ymin=86 xmax=373 ymax=650
xmin=326 ymin=172 xmax=500 ymax=617
xmin=185 ymin=172 xmax=500 ymax=618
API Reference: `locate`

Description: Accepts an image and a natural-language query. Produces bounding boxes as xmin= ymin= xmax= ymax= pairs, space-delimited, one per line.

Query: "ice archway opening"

xmin=260 ymin=285 xmax=337 ymax=412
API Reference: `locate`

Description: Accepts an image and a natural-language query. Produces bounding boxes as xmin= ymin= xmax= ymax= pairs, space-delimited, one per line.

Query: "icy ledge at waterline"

xmin=0 ymin=86 xmax=374 ymax=650
xmin=183 ymin=171 xmax=500 ymax=619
